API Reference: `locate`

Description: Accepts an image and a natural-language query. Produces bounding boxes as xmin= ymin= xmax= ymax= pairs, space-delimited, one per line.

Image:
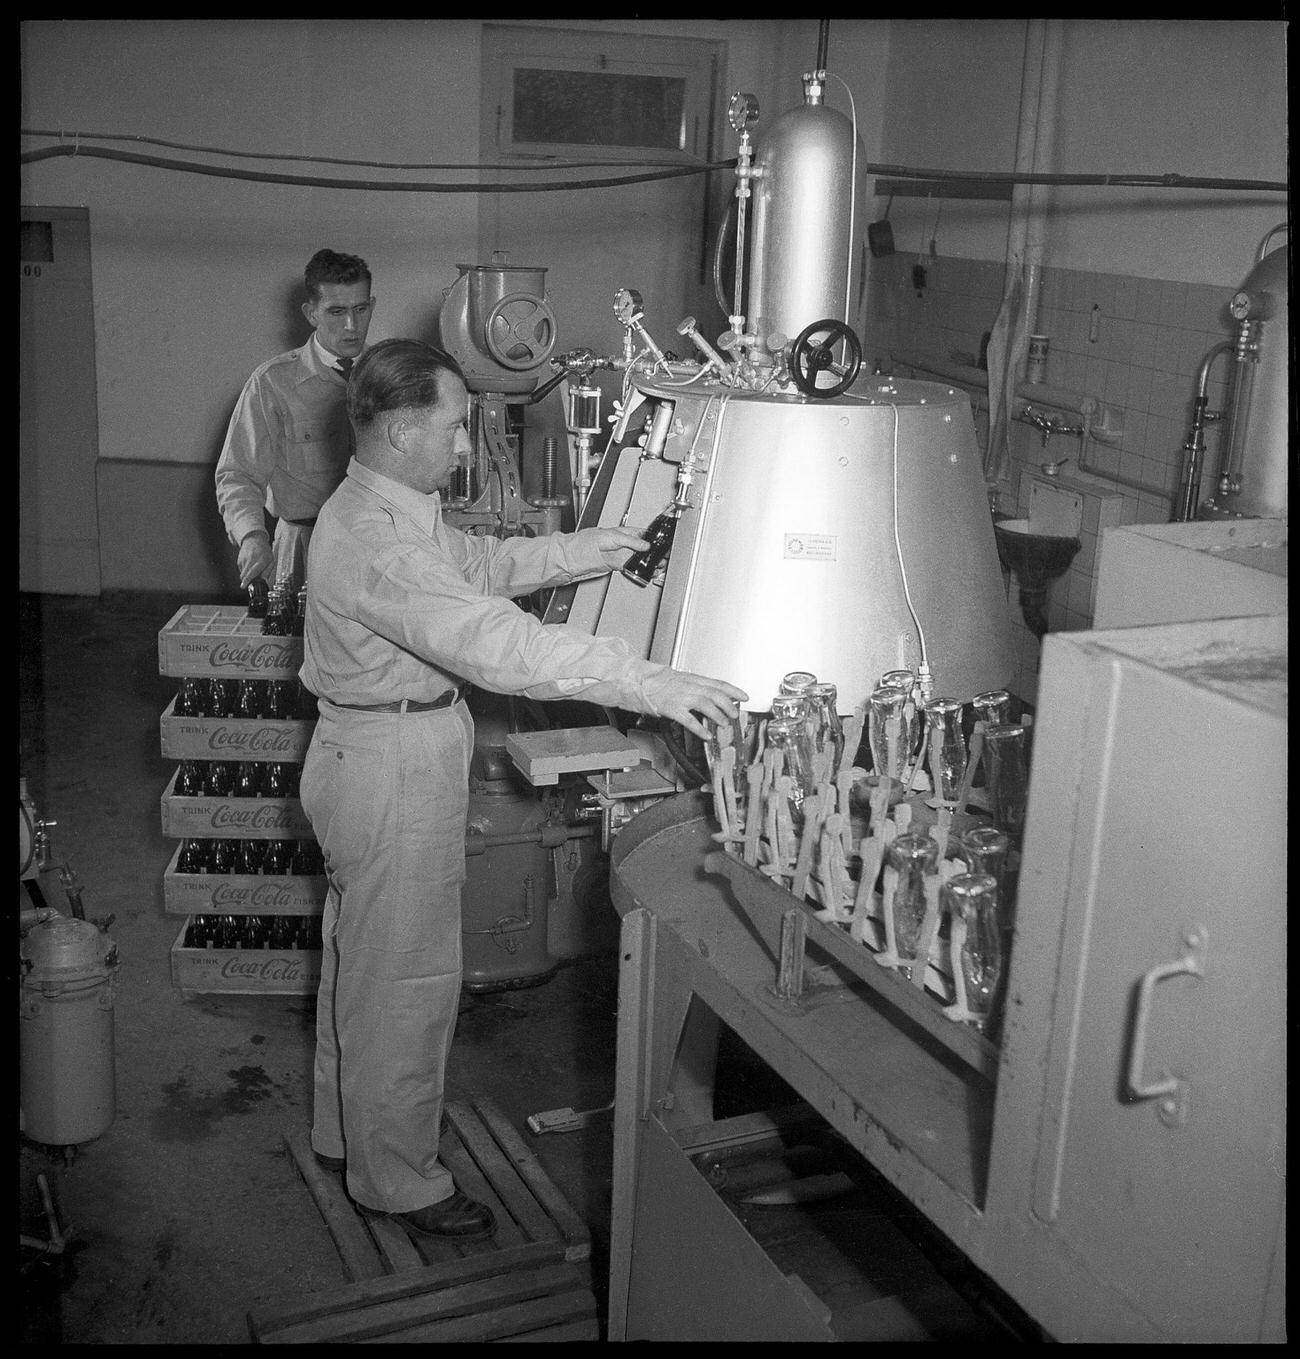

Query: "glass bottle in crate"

xmin=237 ymin=678 xmax=266 ymax=719
xmin=177 ymin=837 xmax=208 ymax=873
xmin=265 ymin=680 xmax=296 ymax=720
xmin=923 ymin=698 xmax=967 ymax=804
xmin=885 ymin=831 xmax=938 ymax=964
xmin=868 ymin=683 xmax=910 ymax=782
xmin=941 ymin=872 xmax=1002 ymax=1030
xmin=176 ymin=760 xmax=205 ymax=797
xmin=204 ymin=760 xmax=234 ymax=797
xmin=982 ymin=723 xmax=1030 ymax=851
xmin=262 ymin=839 xmax=294 ymax=876
xmin=208 ymin=839 xmax=237 ymax=874
xmin=208 ymin=678 xmax=237 ymax=718
xmin=235 ymin=839 xmax=265 ymax=875
xmin=232 ymin=762 xmax=261 ymax=798
xmin=175 ymin=676 xmax=207 ymax=717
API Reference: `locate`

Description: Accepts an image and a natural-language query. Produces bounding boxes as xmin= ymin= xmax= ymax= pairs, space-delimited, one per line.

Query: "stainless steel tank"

xmin=1202 ymin=243 xmax=1289 ymax=520
xmin=747 ymin=75 xmax=867 ymax=343
xmin=567 ymin=375 xmax=1014 ymax=714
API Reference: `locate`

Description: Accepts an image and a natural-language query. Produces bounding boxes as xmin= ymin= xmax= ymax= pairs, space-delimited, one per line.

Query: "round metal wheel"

xmin=484 ymin=293 xmax=559 ymax=371
xmin=789 ymin=319 xmax=863 ymax=398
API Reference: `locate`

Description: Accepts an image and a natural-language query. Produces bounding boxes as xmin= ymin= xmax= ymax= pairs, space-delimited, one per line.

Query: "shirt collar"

xmin=346 ymin=459 xmax=441 ymax=535
xmin=311 ymin=332 xmax=354 ymax=380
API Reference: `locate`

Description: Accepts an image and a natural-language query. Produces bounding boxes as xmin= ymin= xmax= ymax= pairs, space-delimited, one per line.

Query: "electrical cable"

xmin=20 ymin=140 xmax=1285 ymax=195
xmin=887 ymin=402 xmax=932 ymax=681
xmin=20 ymin=127 xmax=698 ymax=170
xmin=19 ymin=143 xmax=739 ymax=193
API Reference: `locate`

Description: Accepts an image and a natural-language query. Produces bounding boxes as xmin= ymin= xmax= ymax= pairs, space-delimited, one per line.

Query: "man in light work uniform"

xmin=215 ymin=249 xmax=376 ymax=593
xmin=299 ymin=338 xmax=746 ymax=1241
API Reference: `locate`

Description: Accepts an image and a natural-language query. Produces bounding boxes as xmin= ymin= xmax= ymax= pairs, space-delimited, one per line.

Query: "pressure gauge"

xmin=1229 ymin=290 xmax=1253 ymax=321
xmin=727 ymin=92 xmax=759 ymax=133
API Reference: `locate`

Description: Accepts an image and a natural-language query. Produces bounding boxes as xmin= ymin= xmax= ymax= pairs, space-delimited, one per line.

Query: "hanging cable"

xmin=19 ymin=144 xmax=738 ymax=192
xmin=19 ymin=126 xmax=700 ymax=171
xmin=20 ymin=140 xmax=1285 ymax=195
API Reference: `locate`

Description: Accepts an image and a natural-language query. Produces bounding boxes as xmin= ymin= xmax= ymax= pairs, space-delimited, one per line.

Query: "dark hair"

xmin=347 ymin=339 xmax=466 ymax=430
xmin=304 ymin=249 xmax=371 ymax=301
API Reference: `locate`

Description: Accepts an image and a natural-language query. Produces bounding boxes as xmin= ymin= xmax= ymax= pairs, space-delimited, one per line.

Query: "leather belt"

xmin=329 ymin=688 xmax=462 ymax=714
xmin=284 ymin=517 xmax=318 ymax=528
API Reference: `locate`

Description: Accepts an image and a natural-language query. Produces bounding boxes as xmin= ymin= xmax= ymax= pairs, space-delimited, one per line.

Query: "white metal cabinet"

xmin=991 ymin=614 xmax=1286 ymax=1341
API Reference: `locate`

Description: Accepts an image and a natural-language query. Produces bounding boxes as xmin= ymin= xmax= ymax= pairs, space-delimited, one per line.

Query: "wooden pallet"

xmin=249 ymin=1098 xmax=596 ymax=1342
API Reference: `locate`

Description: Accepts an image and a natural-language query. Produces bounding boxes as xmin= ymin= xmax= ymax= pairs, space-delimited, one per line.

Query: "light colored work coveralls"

xmin=215 ymin=334 xmax=354 ymax=589
xmin=299 ymin=459 xmax=665 ymax=1215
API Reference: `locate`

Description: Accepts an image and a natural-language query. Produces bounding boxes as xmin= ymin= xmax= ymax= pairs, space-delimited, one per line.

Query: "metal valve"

xmin=676 ymin=316 xmax=730 ymax=375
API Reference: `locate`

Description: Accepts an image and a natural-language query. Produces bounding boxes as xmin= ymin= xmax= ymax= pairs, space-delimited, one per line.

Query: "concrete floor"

xmin=19 ymin=589 xmax=1035 ymax=1344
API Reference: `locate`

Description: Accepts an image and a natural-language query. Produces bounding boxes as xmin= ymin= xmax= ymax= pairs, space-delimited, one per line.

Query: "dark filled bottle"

xmin=294 ymin=680 xmax=319 ymax=721
xmin=178 ymin=837 xmax=209 ymax=873
xmin=270 ymin=916 xmax=297 ymax=950
xmin=237 ymin=679 xmax=266 ymax=719
xmin=185 ymin=916 xmax=211 ymax=948
xmin=235 ymin=838 xmax=265 ymax=875
xmin=203 ymin=760 xmax=234 ymax=797
xmin=208 ymin=678 xmax=237 ymax=718
xmin=262 ymin=839 xmax=294 ymax=875
xmin=176 ymin=761 xmax=205 ymax=797
xmin=265 ymin=680 xmax=295 ymax=720
xmin=208 ymin=839 xmax=238 ymax=875
xmin=175 ymin=677 xmax=206 ymax=717
xmin=261 ymin=585 xmax=287 ymax=636
xmin=247 ymin=577 xmax=269 ymax=619
xmin=292 ymin=586 xmax=307 ymax=637
xmin=621 ymin=504 xmax=681 ymax=587
xmin=232 ymin=762 xmax=262 ymax=798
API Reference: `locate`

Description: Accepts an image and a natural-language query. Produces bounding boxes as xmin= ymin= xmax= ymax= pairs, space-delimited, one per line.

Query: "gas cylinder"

xmin=20 ymin=914 xmax=119 ymax=1148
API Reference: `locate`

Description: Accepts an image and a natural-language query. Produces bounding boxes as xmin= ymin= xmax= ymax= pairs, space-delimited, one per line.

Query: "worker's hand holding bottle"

xmin=580 ymin=525 xmax=651 ymax=572
xmin=641 ymin=669 xmax=748 ymax=741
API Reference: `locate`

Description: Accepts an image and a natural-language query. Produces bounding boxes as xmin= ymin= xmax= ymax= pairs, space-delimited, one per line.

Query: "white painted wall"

xmin=872 ymin=19 xmax=1287 ymax=286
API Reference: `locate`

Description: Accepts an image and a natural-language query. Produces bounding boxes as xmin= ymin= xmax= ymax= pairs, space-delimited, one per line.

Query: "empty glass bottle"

xmin=982 ymin=723 xmax=1030 ymax=851
xmin=924 ymin=697 xmax=967 ymax=803
xmin=885 ymin=831 xmax=938 ymax=964
xmin=807 ymin=683 xmax=844 ymax=772
xmin=868 ymin=683 xmax=910 ymax=781
xmin=972 ymin=689 xmax=1011 ymax=728
xmin=960 ymin=825 xmax=1013 ymax=934
xmin=941 ymin=872 xmax=1002 ymax=1030
xmin=779 ymin=671 xmax=818 ymax=697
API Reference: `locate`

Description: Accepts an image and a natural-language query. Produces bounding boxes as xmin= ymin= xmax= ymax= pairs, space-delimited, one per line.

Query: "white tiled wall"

xmin=865 ymin=252 xmax=1239 ymax=705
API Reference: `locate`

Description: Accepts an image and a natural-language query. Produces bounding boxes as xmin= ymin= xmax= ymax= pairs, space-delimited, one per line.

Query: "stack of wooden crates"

xmin=159 ymin=604 xmax=325 ymax=999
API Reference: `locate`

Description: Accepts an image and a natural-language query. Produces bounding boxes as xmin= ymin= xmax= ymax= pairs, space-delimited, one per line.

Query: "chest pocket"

xmin=285 ymin=412 xmax=351 ymax=476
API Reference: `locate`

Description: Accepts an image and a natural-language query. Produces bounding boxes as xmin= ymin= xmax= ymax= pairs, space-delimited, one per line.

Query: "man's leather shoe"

xmin=397 ymin=1192 xmax=496 ymax=1241
xmin=314 ymin=1150 xmax=346 ymax=1174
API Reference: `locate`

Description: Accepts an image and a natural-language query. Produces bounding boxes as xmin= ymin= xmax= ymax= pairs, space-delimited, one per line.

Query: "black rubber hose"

xmin=659 ymin=719 xmax=711 ymax=790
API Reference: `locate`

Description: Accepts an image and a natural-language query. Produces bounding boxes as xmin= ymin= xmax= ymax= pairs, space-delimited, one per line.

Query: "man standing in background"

xmin=215 ymin=249 xmax=376 ymax=593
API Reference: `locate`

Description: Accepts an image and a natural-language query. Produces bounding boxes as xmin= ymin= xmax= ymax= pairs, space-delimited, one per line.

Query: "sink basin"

xmin=993 ymin=517 xmax=1082 ymax=588
xmin=993 ymin=517 xmax=1083 ymax=638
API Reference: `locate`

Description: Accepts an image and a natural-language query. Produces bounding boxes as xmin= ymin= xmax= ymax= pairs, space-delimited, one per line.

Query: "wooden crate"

xmin=158 ymin=604 xmax=303 ymax=679
xmin=248 ymin=1099 xmax=597 ymax=1342
xmin=162 ymin=843 xmax=326 ymax=917
xmin=160 ymin=768 xmax=315 ymax=839
xmin=170 ymin=919 xmax=321 ymax=998
xmin=160 ymin=695 xmax=315 ymax=762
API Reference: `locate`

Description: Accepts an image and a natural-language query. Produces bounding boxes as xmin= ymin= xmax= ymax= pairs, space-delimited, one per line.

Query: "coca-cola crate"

xmin=160 ymin=768 xmax=315 ymax=839
xmin=171 ymin=919 xmax=321 ymax=998
xmin=162 ymin=843 xmax=326 ymax=916
xmin=158 ymin=605 xmax=302 ymax=679
xmin=160 ymin=696 xmax=315 ymax=762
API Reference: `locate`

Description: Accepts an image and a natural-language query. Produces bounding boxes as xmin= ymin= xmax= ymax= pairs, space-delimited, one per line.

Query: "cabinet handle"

xmin=1125 ymin=927 xmax=1206 ymax=1127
